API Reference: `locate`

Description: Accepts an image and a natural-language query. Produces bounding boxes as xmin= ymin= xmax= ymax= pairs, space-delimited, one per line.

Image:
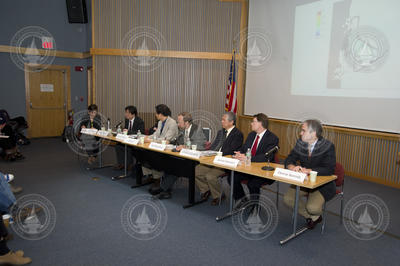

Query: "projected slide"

xmin=291 ymin=0 xmax=400 ymax=98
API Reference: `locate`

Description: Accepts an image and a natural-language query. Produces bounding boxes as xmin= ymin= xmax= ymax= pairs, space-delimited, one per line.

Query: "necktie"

xmin=129 ymin=120 xmax=132 ymax=132
xmin=160 ymin=120 xmax=166 ymax=133
xmin=251 ymin=135 xmax=260 ymax=157
xmin=217 ymin=129 xmax=227 ymax=151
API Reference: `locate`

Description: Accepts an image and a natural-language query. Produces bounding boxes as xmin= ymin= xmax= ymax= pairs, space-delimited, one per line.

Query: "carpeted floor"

xmin=0 ymin=138 xmax=399 ymax=266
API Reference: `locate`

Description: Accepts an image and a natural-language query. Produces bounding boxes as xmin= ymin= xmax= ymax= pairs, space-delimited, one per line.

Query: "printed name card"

xmin=97 ymin=130 xmax=109 ymax=137
xmin=179 ymin=149 xmax=201 ymax=159
xmin=116 ymin=134 xmax=129 ymax=141
xmin=123 ymin=138 xmax=139 ymax=145
xmin=273 ymin=168 xmax=307 ymax=183
xmin=213 ymin=156 xmax=239 ymax=168
xmin=149 ymin=142 xmax=166 ymax=151
xmin=81 ymin=128 xmax=98 ymax=135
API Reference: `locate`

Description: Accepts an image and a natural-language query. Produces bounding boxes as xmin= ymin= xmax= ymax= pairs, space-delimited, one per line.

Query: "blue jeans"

xmin=0 ymin=172 xmax=16 ymax=212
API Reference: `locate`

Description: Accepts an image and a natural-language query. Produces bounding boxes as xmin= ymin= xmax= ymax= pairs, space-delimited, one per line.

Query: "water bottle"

xmin=245 ymin=148 xmax=251 ymax=166
xmin=117 ymin=125 xmax=122 ymax=134
xmin=137 ymin=130 xmax=141 ymax=139
xmin=186 ymin=139 xmax=191 ymax=149
xmin=107 ymin=119 xmax=111 ymax=131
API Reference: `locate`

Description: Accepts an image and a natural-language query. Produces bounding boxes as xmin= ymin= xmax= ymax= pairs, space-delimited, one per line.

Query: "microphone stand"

xmin=261 ymin=146 xmax=279 ymax=171
xmin=261 ymin=158 xmax=275 ymax=171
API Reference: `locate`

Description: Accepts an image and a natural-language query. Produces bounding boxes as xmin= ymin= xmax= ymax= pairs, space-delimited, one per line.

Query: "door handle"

xmin=30 ymin=102 xmax=64 ymax=110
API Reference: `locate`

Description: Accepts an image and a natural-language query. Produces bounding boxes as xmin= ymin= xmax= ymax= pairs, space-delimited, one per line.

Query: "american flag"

xmin=225 ymin=50 xmax=237 ymax=113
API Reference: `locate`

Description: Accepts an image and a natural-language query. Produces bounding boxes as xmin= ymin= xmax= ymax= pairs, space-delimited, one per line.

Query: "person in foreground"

xmin=0 ymin=172 xmax=31 ymax=265
xmin=283 ymin=119 xmax=336 ymax=229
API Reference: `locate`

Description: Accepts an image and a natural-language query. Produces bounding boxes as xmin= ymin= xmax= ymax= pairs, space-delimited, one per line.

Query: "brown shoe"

xmin=10 ymin=184 xmax=23 ymax=194
xmin=15 ymin=250 xmax=23 ymax=257
xmin=0 ymin=251 xmax=32 ymax=265
xmin=211 ymin=195 xmax=226 ymax=206
xmin=306 ymin=216 xmax=323 ymax=229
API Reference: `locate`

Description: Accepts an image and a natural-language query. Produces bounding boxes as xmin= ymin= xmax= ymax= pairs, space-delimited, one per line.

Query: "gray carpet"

xmin=0 ymin=138 xmax=399 ymax=266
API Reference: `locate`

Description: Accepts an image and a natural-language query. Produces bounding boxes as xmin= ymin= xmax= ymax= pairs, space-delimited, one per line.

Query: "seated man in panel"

xmin=231 ymin=113 xmax=279 ymax=202
xmin=195 ymin=112 xmax=243 ymax=205
xmin=78 ymin=104 xmax=102 ymax=164
xmin=151 ymin=112 xmax=207 ymax=199
xmin=113 ymin=105 xmax=145 ymax=170
xmin=283 ymin=119 xmax=336 ymax=229
xmin=144 ymin=104 xmax=179 ymax=192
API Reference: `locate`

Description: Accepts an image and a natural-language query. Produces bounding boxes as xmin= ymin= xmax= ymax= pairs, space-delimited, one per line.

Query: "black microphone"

xmin=262 ymin=146 xmax=279 ymax=171
xmin=265 ymin=145 xmax=279 ymax=157
xmin=115 ymin=120 xmax=123 ymax=128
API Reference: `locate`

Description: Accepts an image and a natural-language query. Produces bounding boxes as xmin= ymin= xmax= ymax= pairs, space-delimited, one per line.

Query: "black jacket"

xmin=240 ymin=130 xmax=279 ymax=162
xmin=124 ymin=116 xmax=145 ymax=135
xmin=210 ymin=127 xmax=243 ymax=156
xmin=79 ymin=114 xmax=102 ymax=131
xmin=284 ymin=138 xmax=336 ymax=201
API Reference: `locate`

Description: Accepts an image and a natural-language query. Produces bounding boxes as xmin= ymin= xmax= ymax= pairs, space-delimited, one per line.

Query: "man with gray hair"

xmin=283 ymin=119 xmax=336 ymax=230
xmin=152 ymin=111 xmax=207 ymax=199
xmin=195 ymin=112 xmax=243 ymax=205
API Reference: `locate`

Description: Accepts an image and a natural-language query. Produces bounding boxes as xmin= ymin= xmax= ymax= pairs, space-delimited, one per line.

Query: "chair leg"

xmin=218 ymin=178 xmax=223 ymax=206
xmin=321 ymin=201 xmax=327 ymax=234
xmin=276 ymin=182 xmax=279 ymax=210
xmin=340 ymin=194 xmax=344 ymax=224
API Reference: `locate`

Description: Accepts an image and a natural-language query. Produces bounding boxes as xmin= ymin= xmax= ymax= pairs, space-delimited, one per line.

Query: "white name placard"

xmin=81 ymin=128 xmax=98 ymax=135
xmin=179 ymin=149 xmax=201 ymax=159
xmin=123 ymin=138 xmax=139 ymax=145
xmin=213 ymin=156 xmax=239 ymax=168
xmin=86 ymin=128 xmax=98 ymax=135
xmin=116 ymin=134 xmax=128 ymax=141
xmin=97 ymin=130 xmax=109 ymax=137
xmin=149 ymin=142 xmax=166 ymax=151
xmin=273 ymin=168 xmax=307 ymax=183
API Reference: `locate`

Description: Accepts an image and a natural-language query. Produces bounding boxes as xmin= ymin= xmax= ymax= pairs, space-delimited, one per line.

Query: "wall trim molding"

xmin=239 ymin=115 xmax=400 ymax=140
xmin=90 ymin=48 xmax=240 ymax=61
xmin=0 ymin=45 xmax=91 ymax=59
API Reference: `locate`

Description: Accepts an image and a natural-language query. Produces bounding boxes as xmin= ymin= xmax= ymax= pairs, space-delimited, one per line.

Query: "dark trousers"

xmin=160 ymin=174 xmax=178 ymax=192
xmin=115 ymin=144 xmax=135 ymax=166
xmin=0 ymin=216 xmax=9 ymax=255
xmin=231 ymin=173 xmax=274 ymax=200
xmin=0 ymin=138 xmax=14 ymax=150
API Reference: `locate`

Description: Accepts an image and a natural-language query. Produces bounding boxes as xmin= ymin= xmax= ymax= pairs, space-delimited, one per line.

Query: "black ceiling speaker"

xmin=66 ymin=0 xmax=88 ymax=24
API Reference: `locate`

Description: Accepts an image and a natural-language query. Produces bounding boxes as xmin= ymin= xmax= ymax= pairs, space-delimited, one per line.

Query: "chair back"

xmin=334 ymin=162 xmax=345 ymax=187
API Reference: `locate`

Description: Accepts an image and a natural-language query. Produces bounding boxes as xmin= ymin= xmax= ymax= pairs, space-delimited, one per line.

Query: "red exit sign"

xmin=41 ymin=37 xmax=54 ymax=49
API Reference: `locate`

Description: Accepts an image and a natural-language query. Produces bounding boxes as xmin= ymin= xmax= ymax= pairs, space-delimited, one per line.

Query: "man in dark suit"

xmin=196 ymin=112 xmax=243 ymax=205
xmin=113 ymin=105 xmax=145 ymax=170
xmin=283 ymin=119 xmax=336 ymax=229
xmin=231 ymin=113 xmax=279 ymax=201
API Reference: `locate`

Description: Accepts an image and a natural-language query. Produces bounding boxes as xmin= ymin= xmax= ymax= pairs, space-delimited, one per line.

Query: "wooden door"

xmin=26 ymin=65 xmax=70 ymax=138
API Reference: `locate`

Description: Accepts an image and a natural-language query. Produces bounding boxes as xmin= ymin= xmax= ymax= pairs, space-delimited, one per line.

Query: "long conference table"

xmin=82 ymin=131 xmax=337 ymax=245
